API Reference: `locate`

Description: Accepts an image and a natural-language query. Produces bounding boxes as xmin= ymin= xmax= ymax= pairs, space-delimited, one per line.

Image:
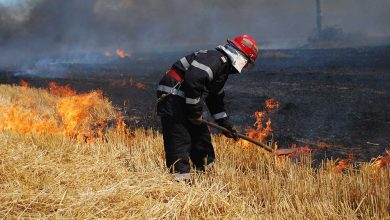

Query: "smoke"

xmin=0 ymin=0 xmax=389 ymax=67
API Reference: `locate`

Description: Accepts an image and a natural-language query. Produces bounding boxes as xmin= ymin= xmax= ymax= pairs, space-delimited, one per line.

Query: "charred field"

xmin=1 ymin=46 xmax=389 ymax=162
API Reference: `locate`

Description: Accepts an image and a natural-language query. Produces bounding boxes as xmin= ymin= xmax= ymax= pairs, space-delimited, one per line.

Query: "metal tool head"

xmin=274 ymin=148 xmax=301 ymax=156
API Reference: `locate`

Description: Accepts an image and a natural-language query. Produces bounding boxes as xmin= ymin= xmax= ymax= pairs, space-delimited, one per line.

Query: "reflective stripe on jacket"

xmin=157 ymin=49 xmax=235 ymax=121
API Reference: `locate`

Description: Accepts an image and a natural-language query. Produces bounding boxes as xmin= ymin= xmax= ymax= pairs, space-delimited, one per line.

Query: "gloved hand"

xmin=216 ymin=118 xmax=239 ymax=141
xmin=189 ymin=116 xmax=203 ymax=125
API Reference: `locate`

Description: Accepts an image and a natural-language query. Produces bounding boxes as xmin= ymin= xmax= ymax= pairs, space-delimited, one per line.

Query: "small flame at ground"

xmin=265 ymin=98 xmax=280 ymax=112
xmin=333 ymin=153 xmax=354 ymax=173
xmin=288 ymin=144 xmax=311 ymax=158
xmin=49 ymin=82 xmax=76 ymax=97
xmin=372 ymin=150 xmax=390 ymax=169
xmin=116 ymin=49 xmax=127 ymax=58
xmin=109 ymin=79 xmax=145 ymax=90
xmin=135 ymin=82 xmax=145 ymax=89
xmin=19 ymin=80 xmax=29 ymax=89
xmin=243 ymin=98 xmax=313 ymax=157
xmin=244 ymin=98 xmax=280 ymax=145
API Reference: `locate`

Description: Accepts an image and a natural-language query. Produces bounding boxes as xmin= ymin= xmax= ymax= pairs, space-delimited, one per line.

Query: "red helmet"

xmin=227 ymin=34 xmax=259 ymax=63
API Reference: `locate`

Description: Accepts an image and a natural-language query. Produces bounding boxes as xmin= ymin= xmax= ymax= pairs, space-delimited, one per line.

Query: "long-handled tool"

xmin=202 ymin=120 xmax=299 ymax=156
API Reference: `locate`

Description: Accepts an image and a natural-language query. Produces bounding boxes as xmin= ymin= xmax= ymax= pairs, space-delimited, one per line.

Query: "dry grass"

xmin=0 ymin=84 xmax=389 ymax=219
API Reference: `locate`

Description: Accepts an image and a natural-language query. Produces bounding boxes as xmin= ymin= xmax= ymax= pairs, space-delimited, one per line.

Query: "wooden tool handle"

xmin=202 ymin=120 xmax=274 ymax=152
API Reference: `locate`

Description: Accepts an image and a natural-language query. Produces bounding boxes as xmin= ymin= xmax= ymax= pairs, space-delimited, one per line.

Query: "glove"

xmin=189 ymin=116 xmax=203 ymax=125
xmin=216 ymin=118 xmax=239 ymax=141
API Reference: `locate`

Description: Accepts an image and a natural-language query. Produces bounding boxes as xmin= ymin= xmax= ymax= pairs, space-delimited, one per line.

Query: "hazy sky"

xmin=0 ymin=0 xmax=389 ymax=65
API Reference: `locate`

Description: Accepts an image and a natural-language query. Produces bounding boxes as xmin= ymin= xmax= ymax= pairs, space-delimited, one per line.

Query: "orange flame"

xmin=242 ymin=98 xmax=313 ymax=158
xmin=244 ymin=99 xmax=280 ymax=144
xmin=115 ymin=112 xmax=126 ymax=131
xmin=56 ymin=90 xmax=107 ymax=141
xmin=0 ymin=103 xmax=59 ymax=134
xmin=334 ymin=160 xmax=349 ymax=173
xmin=265 ymin=98 xmax=280 ymax=112
xmin=49 ymin=82 xmax=76 ymax=97
xmin=333 ymin=153 xmax=354 ymax=173
xmin=288 ymin=144 xmax=311 ymax=158
xmin=108 ymin=79 xmax=146 ymax=90
xmin=0 ymin=83 xmax=117 ymax=142
xmin=135 ymin=82 xmax=145 ymax=89
xmin=372 ymin=150 xmax=390 ymax=169
xmin=19 ymin=80 xmax=29 ymax=90
xmin=116 ymin=49 xmax=127 ymax=58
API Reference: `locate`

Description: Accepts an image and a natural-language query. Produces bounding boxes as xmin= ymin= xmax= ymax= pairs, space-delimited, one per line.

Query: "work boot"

xmin=195 ymin=162 xmax=214 ymax=173
xmin=174 ymin=173 xmax=191 ymax=184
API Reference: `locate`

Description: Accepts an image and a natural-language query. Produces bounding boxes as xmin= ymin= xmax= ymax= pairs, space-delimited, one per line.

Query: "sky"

xmin=0 ymin=0 xmax=18 ymax=5
xmin=0 ymin=0 xmax=389 ymax=65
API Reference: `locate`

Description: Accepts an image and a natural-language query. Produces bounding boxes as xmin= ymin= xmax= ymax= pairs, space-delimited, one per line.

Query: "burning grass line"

xmin=0 ymin=84 xmax=389 ymax=218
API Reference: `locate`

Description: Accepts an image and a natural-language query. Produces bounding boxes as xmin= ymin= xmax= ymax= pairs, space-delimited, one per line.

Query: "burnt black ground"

xmin=1 ymin=46 xmax=389 ymax=161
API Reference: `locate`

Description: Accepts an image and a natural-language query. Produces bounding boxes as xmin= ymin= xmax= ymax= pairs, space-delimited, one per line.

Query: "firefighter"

xmin=156 ymin=34 xmax=259 ymax=181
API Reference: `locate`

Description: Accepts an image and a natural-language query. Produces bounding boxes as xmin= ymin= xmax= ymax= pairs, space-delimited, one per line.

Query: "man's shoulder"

xmin=194 ymin=49 xmax=227 ymax=64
